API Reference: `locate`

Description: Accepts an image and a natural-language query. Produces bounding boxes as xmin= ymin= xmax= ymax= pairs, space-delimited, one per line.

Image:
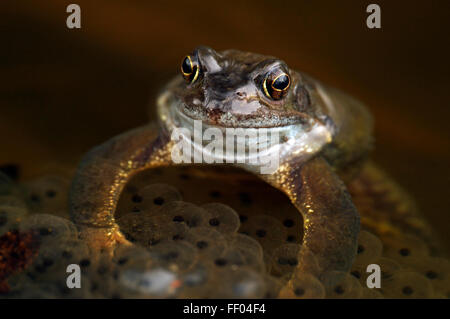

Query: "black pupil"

xmin=182 ymin=57 xmax=192 ymax=74
xmin=272 ymin=74 xmax=289 ymax=90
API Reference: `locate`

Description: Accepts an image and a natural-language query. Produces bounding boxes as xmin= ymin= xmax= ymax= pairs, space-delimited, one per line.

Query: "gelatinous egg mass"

xmin=0 ymin=164 xmax=448 ymax=298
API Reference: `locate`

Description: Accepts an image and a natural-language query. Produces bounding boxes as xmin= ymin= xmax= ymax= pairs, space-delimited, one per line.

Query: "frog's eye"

xmin=263 ymin=71 xmax=291 ymax=100
xmin=181 ymin=55 xmax=200 ymax=84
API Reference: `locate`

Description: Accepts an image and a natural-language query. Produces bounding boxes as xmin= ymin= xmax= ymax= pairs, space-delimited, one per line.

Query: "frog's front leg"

xmin=260 ymin=156 xmax=360 ymax=278
xmin=69 ymin=124 xmax=174 ymax=250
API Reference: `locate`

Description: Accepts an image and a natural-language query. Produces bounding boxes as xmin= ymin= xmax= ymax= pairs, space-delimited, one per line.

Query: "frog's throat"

xmin=156 ymin=91 xmax=333 ymax=169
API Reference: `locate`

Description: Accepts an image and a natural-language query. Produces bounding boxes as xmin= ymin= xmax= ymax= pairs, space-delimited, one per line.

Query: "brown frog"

xmin=69 ymin=46 xmax=374 ymax=280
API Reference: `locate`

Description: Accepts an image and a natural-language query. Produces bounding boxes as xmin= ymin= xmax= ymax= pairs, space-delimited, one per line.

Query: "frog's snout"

xmin=236 ymin=91 xmax=246 ymax=99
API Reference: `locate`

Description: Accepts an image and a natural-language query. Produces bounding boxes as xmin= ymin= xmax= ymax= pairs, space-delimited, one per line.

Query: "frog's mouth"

xmin=178 ymin=101 xmax=308 ymax=129
xmin=157 ymin=91 xmax=333 ymax=169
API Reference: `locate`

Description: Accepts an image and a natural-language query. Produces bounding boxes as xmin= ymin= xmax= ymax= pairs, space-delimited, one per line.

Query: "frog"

xmin=69 ymin=46 xmax=374 ymax=280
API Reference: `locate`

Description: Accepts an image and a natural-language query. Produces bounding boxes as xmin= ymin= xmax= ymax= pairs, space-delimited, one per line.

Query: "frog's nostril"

xmin=236 ymin=91 xmax=246 ymax=98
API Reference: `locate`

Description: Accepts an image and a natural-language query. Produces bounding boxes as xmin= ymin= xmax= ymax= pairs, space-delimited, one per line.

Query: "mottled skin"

xmin=69 ymin=47 xmax=373 ymax=281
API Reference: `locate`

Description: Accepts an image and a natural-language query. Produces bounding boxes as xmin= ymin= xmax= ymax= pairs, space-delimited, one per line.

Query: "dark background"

xmin=0 ymin=1 xmax=449 ymax=251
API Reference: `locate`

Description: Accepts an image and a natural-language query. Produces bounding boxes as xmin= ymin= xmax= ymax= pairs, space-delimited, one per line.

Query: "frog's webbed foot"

xmin=260 ymin=156 xmax=360 ymax=281
xmin=69 ymin=124 xmax=174 ymax=251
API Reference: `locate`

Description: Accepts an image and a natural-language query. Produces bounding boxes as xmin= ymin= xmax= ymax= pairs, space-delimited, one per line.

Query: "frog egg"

xmin=239 ymin=250 xmax=266 ymax=273
xmin=90 ymin=255 xmax=119 ymax=279
xmin=271 ymin=243 xmax=301 ymax=277
xmin=354 ymin=230 xmax=383 ymax=267
xmin=227 ymin=269 xmax=266 ymax=299
xmin=261 ymin=275 xmax=284 ymax=298
xmin=381 ymin=271 xmax=434 ymax=298
xmin=351 ymin=256 xmax=402 ymax=290
xmin=139 ymin=184 xmax=182 ymax=209
xmin=278 ymin=273 xmax=325 ymax=299
xmin=413 ymin=257 xmax=450 ymax=295
xmin=238 ymin=214 xmax=287 ymax=255
xmin=118 ymin=213 xmax=188 ymax=246
xmin=227 ymin=247 xmax=265 ymax=274
xmin=148 ymin=241 xmax=198 ymax=273
xmin=0 ymin=206 xmax=28 ymax=235
xmin=277 ymin=208 xmax=303 ymax=245
xmin=211 ymin=245 xmax=266 ymax=274
xmin=35 ymin=276 xmax=95 ymax=299
xmin=209 ymin=268 xmax=266 ymax=298
xmin=226 ymin=233 xmax=264 ymax=261
xmin=113 ymin=244 xmax=153 ymax=267
xmin=89 ymin=259 xmax=132 ymax=297
xmin=117 ymin=261 xmax=181 ymax=298
xmin=208 ymin=247 xmax=247 ymax=271
xmin=57 ymin=239 xmax=91 ymax=264
xmin=182 ymin=227 xmax=228 ymax=259
xmin=156 ymin=201 xmax=212 ymax=229
xmin=382 ymin=234 xmax=430 ymax=267
xmin=24 ymin=238 xmax=91 ymax=282
xmin=23 ymin=175 xmax=70 ymax=215
xmin=225 ymin=233 xmax=266 ymax=273
xmin=19 ymin=214 xmax=77 ymax=246
xmin=117 ymin=183 xmax=182 ymax=218
xmin=178 ymin=263 xmax=214 ymax=298
xmin=320 ymin=271 xmax=363 ymax=298
xmin=349 ymin=263 xmax=366 ymax=286
xmin=376 ymin=257 xmax=402 ymax=282
xmin=87 ymin=253 xmax=142 ymax=298
xmin=200 ymin=203 xmax=240 ymax=235
xmin=87 ymin=275 xmax=118 ymax=298
xmin=44 ymin=216 xmax=79 ymax=241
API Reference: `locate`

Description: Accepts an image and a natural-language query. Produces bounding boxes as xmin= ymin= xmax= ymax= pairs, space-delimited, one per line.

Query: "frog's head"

xmin=165 ymin=46 xmax=335 ymax=129
xmin=158 ymin=46 xmax=338 ymax=166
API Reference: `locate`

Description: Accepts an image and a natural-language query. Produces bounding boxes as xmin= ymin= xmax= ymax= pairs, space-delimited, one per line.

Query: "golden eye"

xmin=263 ymin=71 xmax=291 ymax=100
xmin=181 ymin=55 xmax=199 ymax=84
